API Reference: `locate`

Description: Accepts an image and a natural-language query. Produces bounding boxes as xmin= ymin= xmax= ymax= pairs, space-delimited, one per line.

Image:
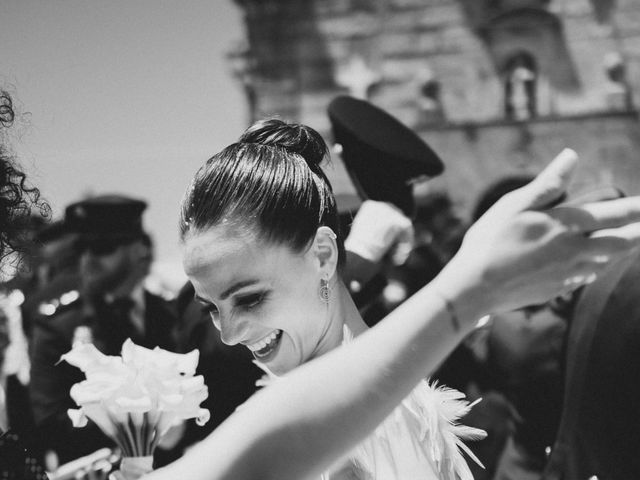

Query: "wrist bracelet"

xmin=434 ymin=290 xmax=461 ymax=333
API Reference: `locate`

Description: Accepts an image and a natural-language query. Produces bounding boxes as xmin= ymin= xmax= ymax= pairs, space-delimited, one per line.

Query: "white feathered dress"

xmin=254 ymin=326 xmax=486 ymax=480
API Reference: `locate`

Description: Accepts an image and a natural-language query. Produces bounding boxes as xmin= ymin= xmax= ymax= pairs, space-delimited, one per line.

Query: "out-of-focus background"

xmin=1 ymin=1 xmax=249 ymax=288
xmin=3 ymin=3 xmax=640 ymax=479
xmin=3 ymin=0 xmax=640 ymax=288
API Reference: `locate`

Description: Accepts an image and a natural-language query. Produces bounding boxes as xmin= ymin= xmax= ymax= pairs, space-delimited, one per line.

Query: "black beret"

xmin=328 ymin=95 xmax=444 ymax=216
xmin=65 ymin=195 xmax=147 ymax=241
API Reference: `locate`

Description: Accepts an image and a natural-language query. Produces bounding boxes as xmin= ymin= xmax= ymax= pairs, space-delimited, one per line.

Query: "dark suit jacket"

xmin=544 ymin=253 xmax=640 ymax=480
xmin=29 ymin=289 xmax=177 ymax=463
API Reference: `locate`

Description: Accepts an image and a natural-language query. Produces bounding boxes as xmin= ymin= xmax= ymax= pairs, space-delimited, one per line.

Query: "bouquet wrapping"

xmin=61 ymin=339 xmax=209 ymax=466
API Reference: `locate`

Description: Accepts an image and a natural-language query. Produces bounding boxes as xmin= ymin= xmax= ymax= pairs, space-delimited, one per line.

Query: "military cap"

xmin=328 ymin=95 xmax=444 ymax=216
xmin=65 ymin=195 xmax=147 ymax=241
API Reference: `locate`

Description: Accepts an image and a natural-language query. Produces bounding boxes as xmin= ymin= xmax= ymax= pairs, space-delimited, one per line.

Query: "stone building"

xmin=229 ymin=0 xmax=640 ymax=218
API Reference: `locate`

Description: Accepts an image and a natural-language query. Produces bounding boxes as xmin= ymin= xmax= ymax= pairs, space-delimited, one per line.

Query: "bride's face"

xmin=182 ymin=223 xmax=330 ymax=375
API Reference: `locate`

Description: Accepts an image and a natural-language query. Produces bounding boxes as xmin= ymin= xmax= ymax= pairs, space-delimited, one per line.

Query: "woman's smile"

xmin=245 ymin=329 xmax=283 ymax=361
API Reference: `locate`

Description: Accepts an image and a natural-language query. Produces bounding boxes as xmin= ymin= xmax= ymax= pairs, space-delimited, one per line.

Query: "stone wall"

xmin=233 ymin=0 xmax=640 ymax=218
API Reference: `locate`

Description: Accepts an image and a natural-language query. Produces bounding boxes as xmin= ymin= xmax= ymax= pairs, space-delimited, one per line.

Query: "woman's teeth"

xmin=247 ymin=330 xmax=282 ymax=354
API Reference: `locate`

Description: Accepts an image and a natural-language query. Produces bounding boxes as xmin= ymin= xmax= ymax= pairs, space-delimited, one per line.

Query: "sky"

xmin=1 ymin=1 xmax=248 ymax=286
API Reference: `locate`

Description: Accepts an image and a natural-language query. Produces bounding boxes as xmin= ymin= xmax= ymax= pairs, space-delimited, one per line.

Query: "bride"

xmin=142 ymin=120 xmax=640 ymax=480
xmin=179 ymin=119 xmax=483 ymax=479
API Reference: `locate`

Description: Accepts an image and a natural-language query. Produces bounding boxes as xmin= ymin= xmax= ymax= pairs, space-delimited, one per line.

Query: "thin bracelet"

xmin=433 ymin=289 xmax=461 ymax=333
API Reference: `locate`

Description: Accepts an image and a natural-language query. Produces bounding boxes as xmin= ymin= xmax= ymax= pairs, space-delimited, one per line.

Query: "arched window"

xmin=478 ymin=7 xmax=579 ymax=119
xmin=504 ymin=52 xmax=537 ymax=120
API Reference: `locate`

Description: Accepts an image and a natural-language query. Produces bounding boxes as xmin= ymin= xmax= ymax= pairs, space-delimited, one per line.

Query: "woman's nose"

xmin=217 ymin=314 xmax=249 ymax=346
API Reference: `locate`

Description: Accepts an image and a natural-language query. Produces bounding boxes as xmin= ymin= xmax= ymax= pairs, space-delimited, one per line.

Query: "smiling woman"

xmin=134 ymin=115 xmax=640 ymax=480
xmin=184 ymin=224 xmax=339 ymax=373
xmin=179 ymin=119 xmax=486 ymax=479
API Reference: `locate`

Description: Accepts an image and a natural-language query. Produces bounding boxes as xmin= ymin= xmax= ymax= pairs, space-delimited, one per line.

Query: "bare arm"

xmin=144 ymin=149 xmax=640 ymax=480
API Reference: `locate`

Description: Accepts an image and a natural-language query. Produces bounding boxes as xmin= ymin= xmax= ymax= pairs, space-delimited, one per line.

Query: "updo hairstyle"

xmin=179 ymin=119 xmax=346 ymax=266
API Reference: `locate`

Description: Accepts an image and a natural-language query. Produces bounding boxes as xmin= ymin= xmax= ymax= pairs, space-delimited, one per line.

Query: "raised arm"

xmin=144 ymin=149 xmax=640 ymax=480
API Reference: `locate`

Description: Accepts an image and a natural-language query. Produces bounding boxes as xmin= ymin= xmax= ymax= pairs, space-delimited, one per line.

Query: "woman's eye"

xmin=202 ymin=303 xmax=219 ymax=318
xmin=236 ymin=293 xmax=265 ymax=310
xmin=200 ymin=302 xmax=217 ymax=313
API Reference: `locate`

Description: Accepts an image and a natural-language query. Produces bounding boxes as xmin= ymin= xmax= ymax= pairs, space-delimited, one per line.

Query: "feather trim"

xmin=253 ymin=326 xmax=486 ymax=480
xmin=344 ymin=325 xmax=486 ymax=480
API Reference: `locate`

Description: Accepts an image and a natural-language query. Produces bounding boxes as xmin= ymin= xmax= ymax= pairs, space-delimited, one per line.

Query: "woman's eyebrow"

xmin=193 ymin=280 xmax=262 ymax=304
xmin=220 ymin=279 xmax=261 ymax=300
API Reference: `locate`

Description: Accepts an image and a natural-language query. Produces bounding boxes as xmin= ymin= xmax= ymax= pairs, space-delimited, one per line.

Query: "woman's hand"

xmin=433 ymin=149 xmax=640 ymax=323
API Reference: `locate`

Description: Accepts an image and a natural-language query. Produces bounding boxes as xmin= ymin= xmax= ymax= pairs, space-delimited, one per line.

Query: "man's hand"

xmin=344 ymin=200 xmax=414 ymax=265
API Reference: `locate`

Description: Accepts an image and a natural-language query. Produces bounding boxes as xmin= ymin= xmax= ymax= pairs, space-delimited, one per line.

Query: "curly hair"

xmin=0 ymin=91 xmax=49 ymax=263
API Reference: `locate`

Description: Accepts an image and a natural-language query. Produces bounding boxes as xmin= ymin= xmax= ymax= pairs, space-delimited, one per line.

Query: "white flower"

xmin=62 ymin=338 xmax=210 ymax=457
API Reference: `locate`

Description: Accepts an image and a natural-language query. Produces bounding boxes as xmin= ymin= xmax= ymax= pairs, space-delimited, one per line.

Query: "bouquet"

xmin=61 ymin=339 xmax=210 ymax=478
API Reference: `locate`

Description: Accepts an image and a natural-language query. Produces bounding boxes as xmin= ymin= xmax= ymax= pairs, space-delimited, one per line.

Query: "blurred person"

xmin=0 ymin=89 xmax=50 ymax=480
xmin=414 ymin=191 xmax=466 ymax=265
xmin=543 ymin=211 xmax=640 ymax=478
xmin=29 ymin=195 xmax=178 ymax=466
xmin=21 ymin=219 xmax=82 ymax=336
xmin=327 ymin=96 xmax=443 ymax=311
xmin=468 ymin=176 xmax=618 ymax=480
xmin=463 ymin=175 xmax=568 ymax=480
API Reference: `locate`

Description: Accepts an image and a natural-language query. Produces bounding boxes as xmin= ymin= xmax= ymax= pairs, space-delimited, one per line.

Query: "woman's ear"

xmin=313 ymin=226 xmax=339 ymax=279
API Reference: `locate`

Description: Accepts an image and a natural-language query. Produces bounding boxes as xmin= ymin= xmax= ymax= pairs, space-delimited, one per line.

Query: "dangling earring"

xmin=319 ymin=277 xmax=331 ymax=303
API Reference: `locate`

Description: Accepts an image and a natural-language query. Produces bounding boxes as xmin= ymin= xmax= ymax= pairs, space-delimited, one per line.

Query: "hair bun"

xmin=239 ymin=119 xmax=328 ymax=169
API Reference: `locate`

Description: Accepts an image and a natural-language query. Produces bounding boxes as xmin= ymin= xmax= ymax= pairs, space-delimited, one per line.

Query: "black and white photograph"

xmin=1 ymin=1 xmax=640 ymax=479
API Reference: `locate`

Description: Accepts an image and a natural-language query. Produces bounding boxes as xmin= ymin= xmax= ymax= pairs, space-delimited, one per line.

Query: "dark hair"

xmin=0 ymin=91 xmax=49 ymax=263
xmin=180 ymin=119 xmax=345 ymax=266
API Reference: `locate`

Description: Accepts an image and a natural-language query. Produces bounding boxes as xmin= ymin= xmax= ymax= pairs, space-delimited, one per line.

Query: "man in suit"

xmin=543 ymin=250 xmax=640 ymax=480
xmin=29 ymin=195 xmax=178 ymax=465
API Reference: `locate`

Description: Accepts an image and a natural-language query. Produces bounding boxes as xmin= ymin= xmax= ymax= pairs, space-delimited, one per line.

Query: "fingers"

xmin=572 ymin=197 xmax=640 ymax=232
xmin=577 ymin=233 xmax=640 ymax=267
xmin=590 ymin=222 xmax=640 ymax=245
xmin=516 ymin=148 xmax=578 ymax=210
xmin=558 ymin=237 xmax=639 ymax=295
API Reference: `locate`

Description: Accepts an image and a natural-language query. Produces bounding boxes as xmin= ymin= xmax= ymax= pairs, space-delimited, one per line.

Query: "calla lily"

xmin=152 ymin=347 xmax=199 ymax=376
xmin=59 ymin=343 xmax=111 ymax=371
xmin=115 ymin=396 xmax=153 ymax=413
xmin=178 ymin=375 xmax=205 ymax=394
xmin=62 ymin=338 xmax=210 ymax=458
